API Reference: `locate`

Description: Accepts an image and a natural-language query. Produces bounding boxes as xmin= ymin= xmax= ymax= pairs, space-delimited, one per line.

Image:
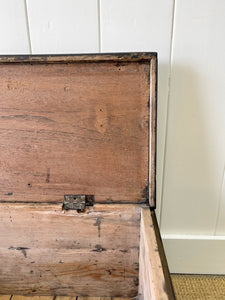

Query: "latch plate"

xmin=63 ymin=195 xmax=94 ymax=211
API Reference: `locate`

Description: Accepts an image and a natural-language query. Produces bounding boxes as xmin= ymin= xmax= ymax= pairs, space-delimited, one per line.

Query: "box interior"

xmin=0 ymin=54 xmax=164 ymax=299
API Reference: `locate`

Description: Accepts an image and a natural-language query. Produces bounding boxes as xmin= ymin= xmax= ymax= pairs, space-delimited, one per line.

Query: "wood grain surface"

xmin=0 ymin=54 xmax=159 ymax=297
xmin=149 ymin=55 xmax=157 ymax=208
xmin=0 ymin=53 xmax=156 ymax=63
xmin=139 ymin=208 xmax=175 ymax=300
xmin=0 ymin=203 xmax=140 ymax=297
xmin=0 ymin=296 xmax=132 ymax=300
xmin=0 ymin=59 xmax=150 ymax=204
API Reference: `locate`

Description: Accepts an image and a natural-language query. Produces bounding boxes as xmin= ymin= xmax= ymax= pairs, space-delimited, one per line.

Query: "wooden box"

xmin=0 ymin=53 xmax=175 ymax=299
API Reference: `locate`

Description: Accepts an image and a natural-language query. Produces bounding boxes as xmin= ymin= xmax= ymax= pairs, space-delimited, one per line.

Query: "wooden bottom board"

xmin=0 ymin=297 xmax=131 ymax=300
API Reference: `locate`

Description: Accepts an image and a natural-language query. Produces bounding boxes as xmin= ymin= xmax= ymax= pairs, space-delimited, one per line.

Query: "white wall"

xmin=1 ymin=0 xmax=225 ymax=274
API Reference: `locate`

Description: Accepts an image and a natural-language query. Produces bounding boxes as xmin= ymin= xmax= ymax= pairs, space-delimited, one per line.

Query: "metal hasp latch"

xmin=63 ymin=195 xmax=94 ymax=211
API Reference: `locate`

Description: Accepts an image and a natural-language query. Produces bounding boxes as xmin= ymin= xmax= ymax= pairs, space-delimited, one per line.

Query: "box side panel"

xmin=139 ymin=208 xmax=175 ymax=300
xmin=0 ymin=204 xmax=140 ymax=297
xmin=149 ymin=55 xmax=157 ymax=208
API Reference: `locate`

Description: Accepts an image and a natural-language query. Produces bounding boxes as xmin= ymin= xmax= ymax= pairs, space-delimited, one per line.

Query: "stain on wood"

xmin=93 ymin=217 xmax=103 ymax=238
xmin=8 ymin=247 xmax=30 ymax=258
xmin=46 ymin=168 xmax=50 ymax=183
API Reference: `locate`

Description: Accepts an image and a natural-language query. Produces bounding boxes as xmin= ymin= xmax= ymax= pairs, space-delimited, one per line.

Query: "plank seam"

xmin=98 ymin=0 xmax=102 ymax=52
xmin=159 ymin=0 xmax=176 ymax=228
xmin=24 ymin=0 xmax=32 ymax=54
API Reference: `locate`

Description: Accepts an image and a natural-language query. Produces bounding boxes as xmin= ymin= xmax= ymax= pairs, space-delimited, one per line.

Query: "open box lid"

xmin=0 ymin=53 xmax=157 ymax=208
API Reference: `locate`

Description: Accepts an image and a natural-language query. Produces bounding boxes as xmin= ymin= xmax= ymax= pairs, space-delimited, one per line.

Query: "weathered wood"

xmin=58 ymin=297 xmax=131 ymax=300
xmin=0 ymin=204 xmax=140 ymax=297
xmin=112 ymin=298 xmax=131 ymax=300
xmin=139 ymin=208 xmax=175 ymax=300
xmin=57 ymin=296 xmax=132 ymax=300
xmin=149 ymin=55 xmax=157 ymax=208
xmin=0 ymin=297 xmax=132 ymax=300
xmin=151 ymin=211 xmax=175 ymax=299
xmin=0 ymin=53 xmax=160 ymax=298
xmin=0 ymin=59 xmax=150 ymax=204
xmin=0 ymin=53 xmax=156 ymax=63
xmin=12 ymin=297 xmax=53 ymax=300
xmin=1 ymin=295 xmax=133 ymax=299
xmin=56 ymin=297 xmax=77 ymax=300
xmin=77 ymin=298 xmax=111 ymax=300
xmin=0 ymin=203 xmax=140 ymax=250
xmin=0 ymin=296 xmax=11 ymax=300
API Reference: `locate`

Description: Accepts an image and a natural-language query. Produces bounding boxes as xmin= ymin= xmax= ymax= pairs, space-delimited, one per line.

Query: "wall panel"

xmin=26 ymin=0 xmax=99 ymax=54
xmin=161 ymin=0 xmax=225 ymax=235
xmin=0 ymin=0 xmax=30 ymax=54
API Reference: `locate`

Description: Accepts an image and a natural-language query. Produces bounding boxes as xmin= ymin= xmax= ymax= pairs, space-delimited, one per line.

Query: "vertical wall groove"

xmin=24 ymin=0 xmax=32 ymax=54
xmin=159 ymin=0 xmax=176 ymax=228
xmin=98 ymin=0 xmax=102 ymax=52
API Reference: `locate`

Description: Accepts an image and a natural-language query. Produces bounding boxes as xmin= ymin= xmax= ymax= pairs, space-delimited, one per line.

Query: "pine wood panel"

xmin=12 ymin=297 xmax=53 ymax=300
xmin=0 ymin=295 xmax=132 ymax=299
xmin=56 ymin=297 xmax=77 ymax=300
xmin=0 ymin=58 xmax=150 ymax=204
xmin=0 ymin=204 xmax=140 ymax=297
xmin=0 ymin=53 xmax=156 ymax=63
xmin=139 ymin=208 xmax=175 ymax=299
xmin=149 ymin=55 xmax=157 ymax=208
xmin=0 ymin=296 xmax=133 ymax=299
